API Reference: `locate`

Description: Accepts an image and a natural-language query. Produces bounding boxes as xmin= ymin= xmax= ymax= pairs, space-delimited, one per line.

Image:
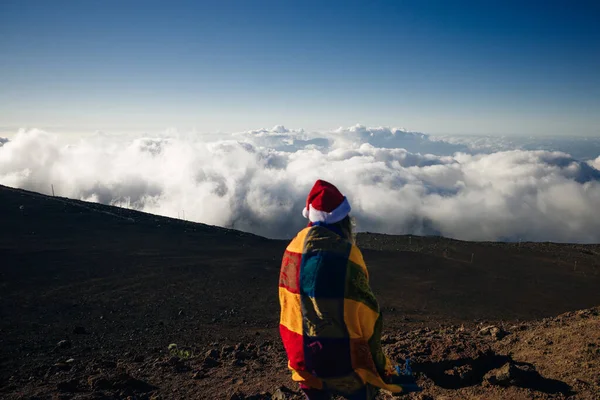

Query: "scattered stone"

xmin=112 ymin=373 xmax=157 ymax=393
xmin=54 ymin=362 xmax=71 ymax=371
xmin=490 ymin=327 xmax=507 ymax=340
xmin=57 ymin=340 xmax=71 ymax=349
xmin=88 ymin=375 xmax=113 ymax=390
xmin=241 ymin=393 xmax=272 ymax=400
xmin=234 ymin=350 xmax=251 ymax=361
xmin=272 ymin=386 xmax=294 ymax=400
xmin=444 ymin=364 xmax=473 ymax=382
xmin=65 ymin=358 xmax=75 ymax=364
xmin=221 ymin=345 xmax=235 ymax=358
xmin=191 ymin=371 xmax=206 ymax=380
xmin=484 ymin=362 xmax=538 ymax=387
xmin=478 ymin=325 xmax=494 ymax=335
xmin=478 ymin=325 xmax=507 ymax=340
xmin=577 ymin=309 xmax=592 ymax=318
xmin=381 ymin=334 xmax=395 ymax=344
xmin=202 ymin=357 xmax=220 ymax=369
xmin=414 ymin=394 xmax=434 ymax=400
xmin=233 ymin=359 xmax=246 ymax=367
xmin=205 ymin=349 xmax=220 ymax=359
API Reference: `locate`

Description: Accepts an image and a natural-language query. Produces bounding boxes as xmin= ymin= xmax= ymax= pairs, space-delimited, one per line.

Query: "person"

xmin=278 ymin=180 xmax=414 ymax=400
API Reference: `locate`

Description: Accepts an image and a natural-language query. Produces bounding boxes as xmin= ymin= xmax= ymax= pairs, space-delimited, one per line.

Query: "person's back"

xmin=278 ymin=180 xmax=405 ymax=400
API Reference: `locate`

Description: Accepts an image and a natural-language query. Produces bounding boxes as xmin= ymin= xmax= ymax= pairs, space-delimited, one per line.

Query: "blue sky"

xmin=1 ymin=0 xmax=599 ymax=136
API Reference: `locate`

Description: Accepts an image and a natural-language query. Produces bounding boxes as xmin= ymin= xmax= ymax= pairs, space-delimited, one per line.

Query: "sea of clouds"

xmin=1 ymin=125 xmax=599 ymax=243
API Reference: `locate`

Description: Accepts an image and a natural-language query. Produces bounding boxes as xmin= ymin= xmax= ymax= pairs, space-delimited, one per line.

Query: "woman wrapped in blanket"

xmin=278 ymin=180 xmax=419 ymax=400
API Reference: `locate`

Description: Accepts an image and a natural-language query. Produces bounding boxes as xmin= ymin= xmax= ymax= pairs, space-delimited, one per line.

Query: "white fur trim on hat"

xmin=302 ymin=197 xmax=351 ymax=224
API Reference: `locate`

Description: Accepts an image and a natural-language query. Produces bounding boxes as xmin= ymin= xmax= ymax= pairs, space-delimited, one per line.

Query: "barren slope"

xmin=0 ymin=184 xmax=599 ymax=399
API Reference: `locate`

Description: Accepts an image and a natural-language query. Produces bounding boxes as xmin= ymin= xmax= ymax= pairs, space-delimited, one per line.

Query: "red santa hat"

xmin=302 ymin=180 xmax=351 ymax=224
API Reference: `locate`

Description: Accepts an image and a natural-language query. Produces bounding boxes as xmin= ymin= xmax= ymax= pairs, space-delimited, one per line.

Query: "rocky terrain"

xmin=1 ymin=184 xmax=599 ymax=399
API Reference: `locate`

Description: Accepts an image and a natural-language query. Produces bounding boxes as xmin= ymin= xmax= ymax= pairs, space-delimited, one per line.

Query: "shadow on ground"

xmin=413 ymin=352 xmax=573 ymax=395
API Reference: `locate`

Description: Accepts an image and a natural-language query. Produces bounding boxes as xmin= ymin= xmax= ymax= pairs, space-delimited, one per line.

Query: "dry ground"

xmin=1 ymin=184 xmax=599 ymax=399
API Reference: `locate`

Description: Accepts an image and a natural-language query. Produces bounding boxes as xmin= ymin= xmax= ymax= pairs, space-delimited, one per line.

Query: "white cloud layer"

xmin=1 ymin=127 xmax=600 ymax=243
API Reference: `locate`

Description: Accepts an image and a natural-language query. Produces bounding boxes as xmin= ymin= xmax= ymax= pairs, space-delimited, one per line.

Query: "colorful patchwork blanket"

xmin=278 ymin=225 xmax=403 ymax=395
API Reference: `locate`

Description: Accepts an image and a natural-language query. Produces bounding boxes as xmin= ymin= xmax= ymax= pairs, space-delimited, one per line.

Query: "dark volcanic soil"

xmin=1 ymin=184 xmax=599 ymax=399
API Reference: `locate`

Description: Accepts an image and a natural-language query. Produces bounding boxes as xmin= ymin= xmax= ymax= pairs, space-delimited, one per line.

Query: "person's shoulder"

xmin=349 ymin=243 xmax=366 ymax=266
xmin=285 ymin=227 xmax=312 ymax=253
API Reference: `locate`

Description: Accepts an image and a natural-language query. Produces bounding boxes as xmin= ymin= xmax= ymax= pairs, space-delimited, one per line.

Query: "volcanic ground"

xmin=0 ymin=184 xmax=599 ymax=399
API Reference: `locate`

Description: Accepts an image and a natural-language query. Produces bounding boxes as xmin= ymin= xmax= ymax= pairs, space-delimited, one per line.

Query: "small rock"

xmin=484 ymin=362 xmax=538 ymax=387
xmin=240 ymin=393 xmax=270 ymax=400
xmin=234 ymin=350 xmax=251 ymax=361
xmin=54 ymin=362 xmax=71 ymax=371
xmin=88 ymin=375 xmax=113 ymax=390
xmin=191 ymin=371 xmax=206 ymax=380
xmin=478 ymin=325 xmax=495 ymax=336
xmin=484 ymin=363 xmax=510 ymax=386
xmin=415 ymin=395 xmax=434 ymax=400
xmin=205 ymin=349 xmax=220 ymax=359
xmin=66 ymin=358 xmax=75 ymax=364
xmin=381 ymin=334 xmax=394 ymax=344
xmin=272 ymin=386 xmax=294 ymax=400
xmin=445 ymin=364 xmax=473 ymax=381
xmin=202 ymin=357 xmax=220 ymax=369
xmin=57 ymin=340 xmax=71 ymax=349
xmin=490 ymin=327 xmax=507 ymax=340
xmin=479 ymin=325 xmax=507 ymax=340
xmin=221 ymin=345 xmax=235 ymax=357
xmin=112 ymin=373 xmax=156 ymax=393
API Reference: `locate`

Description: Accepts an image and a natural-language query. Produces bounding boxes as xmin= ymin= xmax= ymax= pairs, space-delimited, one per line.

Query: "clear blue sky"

xmin=1 ymin=0 xmax=599 ymax=136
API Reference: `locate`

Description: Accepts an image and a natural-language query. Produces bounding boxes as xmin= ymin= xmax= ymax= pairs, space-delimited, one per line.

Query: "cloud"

xmin=1 ymin=127 xmax=600 ymax=243
xmin=432 ymin=134 xmax=600 ymax=161
xmin=235 ymin=124 xmax=469 ymax=155
xmin=0 ymin=138 xmax=8 ymax=147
